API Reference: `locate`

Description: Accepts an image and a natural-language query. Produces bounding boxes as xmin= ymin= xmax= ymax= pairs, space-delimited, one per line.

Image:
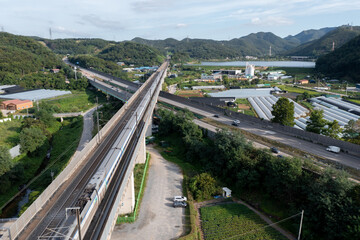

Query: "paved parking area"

xmin=111 ymin=146 xmax=186 ymax=240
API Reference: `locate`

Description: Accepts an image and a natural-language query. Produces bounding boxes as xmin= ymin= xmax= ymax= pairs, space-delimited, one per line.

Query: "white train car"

xmin=64 ymin=65 xmax=166 ymax=240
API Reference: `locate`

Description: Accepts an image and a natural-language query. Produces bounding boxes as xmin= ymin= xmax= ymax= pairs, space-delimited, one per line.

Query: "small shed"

xmin=222 ymin=187 xmax=232 ymax=198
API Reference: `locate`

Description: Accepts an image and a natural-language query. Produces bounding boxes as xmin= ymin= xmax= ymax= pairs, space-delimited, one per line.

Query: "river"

xmin=188 ymin=61 xmax=315 ymax=68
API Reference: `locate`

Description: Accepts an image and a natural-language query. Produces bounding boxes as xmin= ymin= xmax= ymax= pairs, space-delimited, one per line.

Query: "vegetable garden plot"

xmin=200 ymin=203 xmax=288 ymax=240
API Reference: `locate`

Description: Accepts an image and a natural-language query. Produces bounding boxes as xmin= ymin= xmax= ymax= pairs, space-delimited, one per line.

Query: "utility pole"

xmin=298 ymin=210 xmax=304 ymax=240
xmin=96 ymin=96 xmax=100 ymax=143
xmin=66 ymin=207 xmax=82 ymax=240
xmin=74 ymin=66 xmax=77 ymax=80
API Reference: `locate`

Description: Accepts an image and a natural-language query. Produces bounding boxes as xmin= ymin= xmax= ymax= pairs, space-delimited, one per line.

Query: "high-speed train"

xmin=62 ymin=62 xmax=168 ymax=239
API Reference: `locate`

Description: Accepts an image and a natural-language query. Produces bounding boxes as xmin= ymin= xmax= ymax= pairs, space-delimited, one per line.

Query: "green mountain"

xmin=97 ymin=41 xmax=164 ymax=66
xmin=316 ymin=34 xmax=360 ymax=82
xmin=225 ymin=32 xmax=297 ymax=56
xmin=284 ymin=27 xmax=335 ymax=45
xmin=133 ymin=32 xmax=298 ymax=59
xmin=0 ymin=32 xmax=62 ymax=76
xmin=284 ymin=26 xmax=360 ymax=56
xmin=42 ymin=38 xmax=112 ymax=55
xmin=0 ymin=32 xmax=88 ymax=90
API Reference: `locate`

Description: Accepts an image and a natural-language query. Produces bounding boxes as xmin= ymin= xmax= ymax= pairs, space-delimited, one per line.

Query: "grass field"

xmin=41 ymin=89 xmax=107 ymax=113
xmin=200 ymin=203 xmax=288 ymax=240
xmin=0 ymin=120 xmax=22 ymax=148
xmin=277 ymin=85 xmax=319 ymax=95
xmin=347 ymin=98 xmax=360 ymax=105
xmin=176 ymin=90 xmax=204 ymax=98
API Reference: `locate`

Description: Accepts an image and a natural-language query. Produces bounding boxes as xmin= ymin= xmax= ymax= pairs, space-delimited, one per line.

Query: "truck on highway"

xmin=326 ymin=146 xmax=340 ymax=153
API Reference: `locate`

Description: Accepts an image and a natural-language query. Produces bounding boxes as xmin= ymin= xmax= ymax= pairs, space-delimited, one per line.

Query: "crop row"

xmin=200 ymin=203 xmax=287 ymax=240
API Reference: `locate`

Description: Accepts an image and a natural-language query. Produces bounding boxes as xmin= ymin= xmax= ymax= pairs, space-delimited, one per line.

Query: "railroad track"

xmin=18 ymin=65 xmax=166 ymax=240
xmin=84 ymin=67 xmax=164 ymax=239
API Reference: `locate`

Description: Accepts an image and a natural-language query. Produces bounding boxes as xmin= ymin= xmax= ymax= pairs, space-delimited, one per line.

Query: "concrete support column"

xmin=118 ymin=172 xmax=135 ymax=215
xmin=135 ymin=137 xmax=146 ymax=164
xmin=145 ymin=114 xmax=153 ymax=137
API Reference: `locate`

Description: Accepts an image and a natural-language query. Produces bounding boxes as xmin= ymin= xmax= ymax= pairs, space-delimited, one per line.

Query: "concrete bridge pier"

xmin=118 ymin=132 xmax=146 ymax=215
xmin=118 ymin=172 xmax=135 ymax=215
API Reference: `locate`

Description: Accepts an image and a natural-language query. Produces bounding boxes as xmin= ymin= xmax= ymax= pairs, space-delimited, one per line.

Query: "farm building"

xmin=0 ymin=99 xmax=33 ymax=110
xmin=298 ymin=79 xmax=309 ymax=84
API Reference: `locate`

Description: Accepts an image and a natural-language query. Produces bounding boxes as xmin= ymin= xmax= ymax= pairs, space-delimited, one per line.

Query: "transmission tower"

xmin=269 ymin=46 xmax=272 ymax=57
xmin=49 ymin=27 xmax=52 ymax=39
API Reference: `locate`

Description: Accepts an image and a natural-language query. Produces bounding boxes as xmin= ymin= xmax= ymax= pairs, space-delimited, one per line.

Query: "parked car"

xmin=173 ymin=201 xmax=187 ymax=208
xmin=173 ymin=196 xmax=187 ymax=202
xmin=213 ymin=114 xmax=219 ymax=118
xmin=277 ymin=154 xmax=284 ymax=158
xmin=270 ymin=147 xmax=279 ymax=154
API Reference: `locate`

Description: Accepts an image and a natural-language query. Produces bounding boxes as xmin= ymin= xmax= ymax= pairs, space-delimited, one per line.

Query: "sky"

xmin=0 ymin=0 xmax=359 ymax=41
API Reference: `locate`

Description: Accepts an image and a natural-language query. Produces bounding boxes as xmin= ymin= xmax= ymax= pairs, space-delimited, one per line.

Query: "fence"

xmin=117 ymin=152 xmax=150 ymax=224
xmin=159 ymin=91 xmax=360 ymax=157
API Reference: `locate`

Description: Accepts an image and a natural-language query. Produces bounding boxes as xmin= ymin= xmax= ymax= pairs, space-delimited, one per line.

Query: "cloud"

xmin=132 ymin=0 xmax=171 ymax=11
xmin=176 ymin=23 xmax=187 ymax=28
xmin=81 ymin=14 xmax=124 ymax=30
xmin=250 ymin=16 xmax=293 ymax=26
xmin=51 ymin=26 xmax=91 ymax=38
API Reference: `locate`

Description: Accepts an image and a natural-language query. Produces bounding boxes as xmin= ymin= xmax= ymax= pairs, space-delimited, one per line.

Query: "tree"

xmin=19 ymin=127 xmax=46 ymax=153
xmin=324 ymin=120 xmax=342 ymax=139
xmin=34 ymin=109 xmax=55 ymax=128
xmin=0 ymin=146 xmax=12 ymax=176
xmin=344 ymin=119 xmax=360 ymax=139
xmin=189 ymin=173 xmax=218 ymax=201
xmin=306 ymin=109 xmax=327 ymax=134
xmin=0 ymin=111 xmax=3 ymax=119
xmin=271 ymin=97 xmax=294 ymax=126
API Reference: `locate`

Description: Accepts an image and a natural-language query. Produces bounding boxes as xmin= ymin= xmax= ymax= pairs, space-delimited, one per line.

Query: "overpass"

xmin=76 ymin=66 xmax=359 ymax=169
xmin=1 ymin=61 xmax=168 ymax=240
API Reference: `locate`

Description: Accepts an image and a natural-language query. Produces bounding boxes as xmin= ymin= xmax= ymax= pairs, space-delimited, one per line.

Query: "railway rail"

xmin=16 ymin=61 xmax=168 ymax=240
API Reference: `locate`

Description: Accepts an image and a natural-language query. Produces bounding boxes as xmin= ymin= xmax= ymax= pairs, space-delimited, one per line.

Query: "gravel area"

xmin=111 ymin=146 xmax=186 ymax=240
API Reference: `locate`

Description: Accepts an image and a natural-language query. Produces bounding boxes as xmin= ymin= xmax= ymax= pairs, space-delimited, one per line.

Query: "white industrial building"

xmin=245 ymin=63 xmax=255 ymax=77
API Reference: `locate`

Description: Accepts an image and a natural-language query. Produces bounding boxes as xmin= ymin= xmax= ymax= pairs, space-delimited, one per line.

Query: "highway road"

xmin=159 ymin=96 xmax=360 ymax=170
xmin=61 ymin=61 xmax=359 ymax=170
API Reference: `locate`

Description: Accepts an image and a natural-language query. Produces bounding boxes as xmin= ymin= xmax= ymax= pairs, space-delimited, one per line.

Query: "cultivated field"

xmin=200 ymin=203 xmax=288 ymax=240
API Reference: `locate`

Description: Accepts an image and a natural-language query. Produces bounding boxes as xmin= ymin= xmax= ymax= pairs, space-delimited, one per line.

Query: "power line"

xmin=222 ymin=211 xmax=303 ymax=240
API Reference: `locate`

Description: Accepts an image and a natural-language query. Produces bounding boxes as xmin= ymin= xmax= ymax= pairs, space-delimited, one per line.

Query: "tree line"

xmin=157 ymin=108 xmax=360 ymax=239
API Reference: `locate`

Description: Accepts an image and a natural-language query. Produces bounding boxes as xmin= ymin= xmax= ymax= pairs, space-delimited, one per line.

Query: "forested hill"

xmin=133 ymin=32 xmax=297 ymax=59
xmin=284 ymin=26 xmax=360 ymax=57
xmin=316 ymin=34 xmax=360 ymax=82
xmin=284 ymin=27 xmax=335 ymax=45
xmin=97 ymin=41 xmax=164 ymax=66
xmin=41 ymin=38 xmax=112 ymax=55
xmin=0 ymin=32 xmax=90 ymax=90
xmin=0 ymin=32 xmax=62 ymax=76
xmin=225 ymin=32 xmax=297 ymax=56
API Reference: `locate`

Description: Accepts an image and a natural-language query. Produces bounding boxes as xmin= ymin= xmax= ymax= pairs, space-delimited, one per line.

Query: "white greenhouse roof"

xmin=0 ymin=89 xmax=71 ymax=101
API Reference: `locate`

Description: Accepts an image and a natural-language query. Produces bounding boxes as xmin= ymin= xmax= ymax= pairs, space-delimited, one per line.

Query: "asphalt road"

xmin=159 ymin=97 xmax=360 ymax=170
xmin=111 ymin=146 xmax=186 ymax=240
